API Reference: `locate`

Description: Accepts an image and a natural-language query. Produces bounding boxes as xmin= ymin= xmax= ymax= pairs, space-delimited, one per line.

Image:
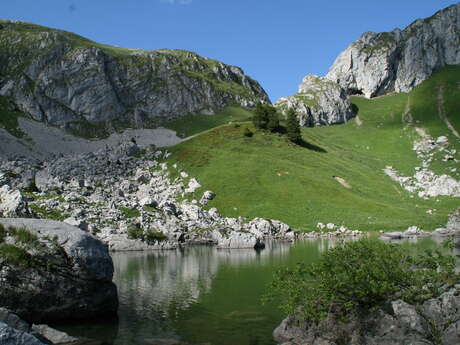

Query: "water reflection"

xmin=112 ymin=241 xmax=293 ymax=345
xmin=56 ymin=236 xmax=457 ymax=345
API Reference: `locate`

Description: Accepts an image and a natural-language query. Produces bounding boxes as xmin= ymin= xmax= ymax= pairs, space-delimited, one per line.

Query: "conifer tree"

xmin=286 ymin=108 xmax=301 ymax=143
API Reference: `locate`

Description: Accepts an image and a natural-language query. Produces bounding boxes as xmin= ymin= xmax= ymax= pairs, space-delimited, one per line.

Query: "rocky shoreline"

xmin=0 ymin=218 xmax=117 ymax=344
xmin=0 ymin=142 xmax=296 ymax=252
xmin=274 ymin=286 xmax=460 ymax=345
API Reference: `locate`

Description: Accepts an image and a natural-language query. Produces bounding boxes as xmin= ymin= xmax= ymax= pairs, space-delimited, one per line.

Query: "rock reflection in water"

xmin=111 ymin=241 xmax=292 ymax=345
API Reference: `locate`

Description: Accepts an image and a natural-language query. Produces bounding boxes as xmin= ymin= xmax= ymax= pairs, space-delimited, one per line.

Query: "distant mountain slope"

xmin=0 ymin=20 xmax=269 ymax=136
xmin=326 ymin=3 xmax=460 ymax=98
xmin=168 ymin=66 xmax=460 ymax=231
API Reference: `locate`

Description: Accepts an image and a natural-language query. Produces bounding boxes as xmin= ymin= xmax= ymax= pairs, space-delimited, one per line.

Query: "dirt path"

xmin=438 ymin=84 xmax=460 ymax=139
xmin=402 ymin=96 xmax=413 ymax=123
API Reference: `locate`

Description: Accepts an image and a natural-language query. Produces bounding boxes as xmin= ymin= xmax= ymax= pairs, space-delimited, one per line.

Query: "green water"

xmin=55 ymin=237 xmax=450 ymax=345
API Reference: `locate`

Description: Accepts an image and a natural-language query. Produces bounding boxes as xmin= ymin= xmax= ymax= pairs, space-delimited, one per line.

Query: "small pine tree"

xmin=252 ymin=103 xmax=268 ymax=129
xmin=286 ymin=108 xmax=301 ymax=143
xmin=267 ymin=106 xmax=280 ymax=132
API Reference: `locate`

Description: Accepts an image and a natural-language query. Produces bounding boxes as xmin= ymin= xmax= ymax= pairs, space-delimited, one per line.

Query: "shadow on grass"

xmin=297 ymin=139 xmax=328 ymax=153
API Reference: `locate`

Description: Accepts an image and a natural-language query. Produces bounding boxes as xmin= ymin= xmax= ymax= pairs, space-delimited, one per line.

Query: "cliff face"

xmin=0 ymin=21 xmax=269 ymax=131
xmin=275 ymin=74 xmax=354 ymax=127
xmin=326 ymin=3 xmax=460 ymax=98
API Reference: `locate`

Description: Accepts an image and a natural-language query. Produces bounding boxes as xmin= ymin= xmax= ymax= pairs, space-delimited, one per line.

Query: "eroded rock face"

xmin=0 ymin=21 xmax=270 ymax=131
xmin=275 ymin=74 xmax=354 ymax=126
xmin=273 ymin=287 xmax=460 ymax=345
xmin=326 ymin=3 xmax=460 ymax=98
xmin=0 ymin=218 xmax=118 ymax=323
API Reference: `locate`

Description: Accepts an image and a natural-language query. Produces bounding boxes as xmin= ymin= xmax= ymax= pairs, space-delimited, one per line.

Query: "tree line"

xmin=251 ymin=103 xmax=301 ymax=143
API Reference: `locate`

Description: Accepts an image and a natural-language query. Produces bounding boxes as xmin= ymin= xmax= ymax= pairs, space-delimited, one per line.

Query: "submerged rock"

xmin=0 ymin=218 xmax=118 ymax=323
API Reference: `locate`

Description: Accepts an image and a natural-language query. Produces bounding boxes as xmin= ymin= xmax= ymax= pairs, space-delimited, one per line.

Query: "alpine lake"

xmin=53 ymin=235 xmax=456 ymax=345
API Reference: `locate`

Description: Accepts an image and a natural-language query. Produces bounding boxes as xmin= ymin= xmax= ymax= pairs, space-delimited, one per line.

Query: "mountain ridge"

xmin=0 ymin=20 xmax=269 ymax=136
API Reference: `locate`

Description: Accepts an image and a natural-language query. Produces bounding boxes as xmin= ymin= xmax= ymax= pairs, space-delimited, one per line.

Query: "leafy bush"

xmin=145 ymin=229 xmax=167 ymax=243
xmin=265 ymin=239 xmax=458 ymax=322
xmin=127 ymin=224 xmax=144 ymax=240
xmin=243 ymin=127 xmax=253 ymax=137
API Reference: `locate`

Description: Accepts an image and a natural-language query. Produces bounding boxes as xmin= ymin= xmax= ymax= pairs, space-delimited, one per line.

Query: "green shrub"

xmin=9 ymin=227 xmax=38 ymax=244
xmin=0 ymin=244 xmax=33 ymax=267
xmin=120 ymin=207 xmax=141 ymax=219
xmin=145 ymin=229 xmax=167 ymax=243
xmin=127 ymin=224 xmax=144 ymax=240
xmin=243 ymin=127 xmax=253 ymax=137
xmin=265 ymin=239 xmax=458 ymax=322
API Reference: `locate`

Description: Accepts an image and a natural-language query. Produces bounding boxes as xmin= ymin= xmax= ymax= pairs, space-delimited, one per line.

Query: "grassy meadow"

xmin=167 ymin=66 xmax=460 ymax=232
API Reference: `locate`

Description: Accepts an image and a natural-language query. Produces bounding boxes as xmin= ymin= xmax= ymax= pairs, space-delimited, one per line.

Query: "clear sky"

xmin=2 ymin=0 xmax=458 ymax=102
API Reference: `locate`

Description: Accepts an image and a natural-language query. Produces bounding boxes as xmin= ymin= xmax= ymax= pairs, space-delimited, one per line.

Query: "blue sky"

xmin=2 ymin=0 xmax=458 ymax=101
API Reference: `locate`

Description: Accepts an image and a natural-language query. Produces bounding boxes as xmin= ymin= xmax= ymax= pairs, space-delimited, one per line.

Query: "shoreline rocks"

xmin=0 ymin=308 xmax=98 ymax=345
xmin=274 ymin=286 xmax=460 ymax=345
xmin=0 ymin=218 xmax=118 ymax=323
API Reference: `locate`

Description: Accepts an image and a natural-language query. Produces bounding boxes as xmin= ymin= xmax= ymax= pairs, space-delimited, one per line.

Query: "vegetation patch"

xmin=0 ymin=244 xmax=33 ymax=267
xmin=120 ymin=207 xmax=141 ymax=219
xmin=29 ymin=204 xmax=65 ymax=221
xmin=166 ymin=106 xmax=254 ymax=138
xmin=0 ymin=95 xmax=25 ymax=138
xmin=264 ymin=239 xmax=459 ymax=322
xmin=145 ymin=229 xmax=168 ymax=243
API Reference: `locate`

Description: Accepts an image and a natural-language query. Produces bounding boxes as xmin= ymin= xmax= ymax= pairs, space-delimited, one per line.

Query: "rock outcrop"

xmin=0 ymin=20 xmax=269 ymax=136
xmin=275 ymin=74 xmax=354 ymax=126
xmin=326 ymin=3 xmax=460 ymax=98
xmin=0 ymin=218 xmax=118 ymax=323
xmin=274 ymin=286 xmax=460 ymax=345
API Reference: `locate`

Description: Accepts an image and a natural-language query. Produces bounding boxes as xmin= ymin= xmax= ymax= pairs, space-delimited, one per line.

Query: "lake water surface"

xmin=56 ymin=236 xmax=447 ymax=345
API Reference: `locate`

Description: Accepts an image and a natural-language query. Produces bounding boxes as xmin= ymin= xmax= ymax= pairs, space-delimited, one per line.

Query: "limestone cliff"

xmin=326 ymin=3 xmax=460 ymax=98
xmin=0 ymin=20 xmax=269 ymax=134
xmin=275 ymin=74 xmax=354 ymax=126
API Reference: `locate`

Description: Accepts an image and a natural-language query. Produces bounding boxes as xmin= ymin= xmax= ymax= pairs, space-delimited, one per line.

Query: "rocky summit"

xmin=326 ymin=3 xmax=460 ymax=98
xmin=275 ymin=74 xmax=354 ymax=126
xmin=0 ymin=20 xmax=269 ymax=135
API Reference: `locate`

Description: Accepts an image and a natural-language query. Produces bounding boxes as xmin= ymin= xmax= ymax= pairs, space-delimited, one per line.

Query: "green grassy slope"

xmin=168 ymin=66 xmax=460 ymax=232
xmin=166 ymin=106 xmax=254 ymax=138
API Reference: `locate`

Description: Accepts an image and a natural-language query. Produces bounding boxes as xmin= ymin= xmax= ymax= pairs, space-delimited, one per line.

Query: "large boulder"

xmin=0 ymin=185 xmax=31 ymax=218
xmin=275 ymin=74 xmax=354 ymax=127
xmin=326 ymin=3 xmax=460 ymax=98
xmin=0 ymin=218 xmax=118 ymax=323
